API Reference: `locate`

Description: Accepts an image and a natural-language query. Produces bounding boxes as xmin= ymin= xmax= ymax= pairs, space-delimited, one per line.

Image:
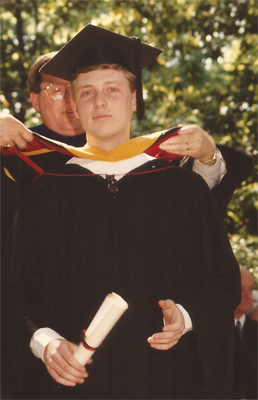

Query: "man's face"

xmin=71 ymin=68 xmax=137 ymax=151
xmin=30 ymin=73 xmax=84 ymax=136
xmin=236 ymin=269 xmax=254 ymax=316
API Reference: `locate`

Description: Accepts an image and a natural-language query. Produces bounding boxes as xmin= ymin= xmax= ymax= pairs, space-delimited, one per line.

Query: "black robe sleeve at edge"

xmin=184 ymin=145 xmax=253 ymax=218
xmin=178 ymin=172 xmax=241 ymax=398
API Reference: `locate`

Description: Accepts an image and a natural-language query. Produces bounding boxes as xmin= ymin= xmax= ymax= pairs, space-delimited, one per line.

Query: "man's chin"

xmin=240 ymin=305 xmax=253 ymax=314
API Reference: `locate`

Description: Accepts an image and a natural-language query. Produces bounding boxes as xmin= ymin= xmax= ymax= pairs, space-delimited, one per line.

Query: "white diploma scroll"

xmin=73 ymin=292 xmax=128 ymax=366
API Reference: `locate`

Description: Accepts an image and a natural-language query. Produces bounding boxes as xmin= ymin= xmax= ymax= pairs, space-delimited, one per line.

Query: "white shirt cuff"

xmin=30 ymin=328 xmax=65 ymax=362
xmin=192 ymin=149 xmax=226 ymax=189
xmin=175 ymin=304 xmax=193 ymax=334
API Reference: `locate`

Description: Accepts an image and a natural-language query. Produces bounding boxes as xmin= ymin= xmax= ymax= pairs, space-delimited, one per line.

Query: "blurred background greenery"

xmin=0 ymin=0 xmax=257 ymax=282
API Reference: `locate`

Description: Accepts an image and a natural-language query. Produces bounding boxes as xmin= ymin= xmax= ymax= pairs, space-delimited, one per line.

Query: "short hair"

xmin=26 ymin=52 xmax=58 ymax=93
xmin=71 ymin=64 xmax=136 ymax=93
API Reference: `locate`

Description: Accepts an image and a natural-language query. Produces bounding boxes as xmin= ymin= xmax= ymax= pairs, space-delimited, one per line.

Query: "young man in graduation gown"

xmin=1 ymin=45 xmax=252 ymax=400
xmin=4 ymin=24 xmax=241 ymax=399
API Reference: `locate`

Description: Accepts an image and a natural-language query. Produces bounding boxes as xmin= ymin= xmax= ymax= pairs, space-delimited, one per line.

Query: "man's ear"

xmin=30 ymin=92 xmax=40 ymax=112
xmin=71 ymin=99 xmax=80 ymax=120
xmin=132 ymin=90 xmax=137 ymax=112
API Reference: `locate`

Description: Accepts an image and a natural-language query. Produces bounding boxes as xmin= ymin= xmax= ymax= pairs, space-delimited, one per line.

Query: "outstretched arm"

xmin=0 ymin=113 xmax=34 ymax=149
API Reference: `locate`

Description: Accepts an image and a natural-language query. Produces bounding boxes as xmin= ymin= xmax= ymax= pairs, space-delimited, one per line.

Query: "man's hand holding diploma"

xmin=44 ymin=339 xmax=91 ymax=387
xmin=147 ymin=300 xmax=185 ymax=350
xmin=43 ymin=293 xmax=128 ymax=387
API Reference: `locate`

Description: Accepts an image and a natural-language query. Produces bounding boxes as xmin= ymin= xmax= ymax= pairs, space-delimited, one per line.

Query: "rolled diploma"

xmin=73 ymin=292 xmax=128 ymax=365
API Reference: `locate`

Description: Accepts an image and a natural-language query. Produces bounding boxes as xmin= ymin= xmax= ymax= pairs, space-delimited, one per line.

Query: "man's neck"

xmin=86 ymin=133 xmax=131 ymax=152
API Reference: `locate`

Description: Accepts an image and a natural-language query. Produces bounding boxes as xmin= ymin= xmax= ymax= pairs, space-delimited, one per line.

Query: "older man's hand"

xmin=160 ymin=124 xmax=216 ymax=163
xmin=0 ymin=113 xmax=34 ymax=149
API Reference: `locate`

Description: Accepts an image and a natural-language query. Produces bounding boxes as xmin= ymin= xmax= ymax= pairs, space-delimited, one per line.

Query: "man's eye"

xmin=109 ymin=87 xmax=118 ymax=92
xmin=54 ymin=87 xmax=63 ymax=93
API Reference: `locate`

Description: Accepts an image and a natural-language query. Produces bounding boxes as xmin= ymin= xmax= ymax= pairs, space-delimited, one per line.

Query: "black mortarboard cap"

xmin=40 ymin=24 xmax=162 ymax=120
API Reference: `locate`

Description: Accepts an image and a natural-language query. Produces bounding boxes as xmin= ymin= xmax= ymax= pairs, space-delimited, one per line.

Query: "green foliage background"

xmin=0 ymin=0 xmax=257 ymax=282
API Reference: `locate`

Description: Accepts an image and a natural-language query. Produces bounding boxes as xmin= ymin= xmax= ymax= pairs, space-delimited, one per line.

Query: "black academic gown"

xmin=1 ymin=135 xmax=253 ymax=266
xmin=1 ymin=123 xmax=86 ymax=250
xmin=233 ymin=315 xmax=258 ymax=399
xmin=0 ymin=125 xmax=86 ymax=400
xmin=5 ymin=158 xmax=240 ymax=399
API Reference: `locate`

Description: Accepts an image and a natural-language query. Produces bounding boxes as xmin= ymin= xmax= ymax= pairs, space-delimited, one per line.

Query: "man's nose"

xmin=94 ymin=91 xmax=107 ymax=107
xmin=64 ymin=88 xmax=73 ymax=100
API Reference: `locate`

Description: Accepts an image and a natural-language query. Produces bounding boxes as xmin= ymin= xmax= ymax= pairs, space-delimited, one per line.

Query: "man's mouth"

xmin=93 ymin=114 xmax=111 ymax=120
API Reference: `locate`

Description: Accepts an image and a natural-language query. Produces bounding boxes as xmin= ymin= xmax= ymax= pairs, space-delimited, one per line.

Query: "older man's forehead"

xmin=40 ymin=72 xmax=71 ymax=86
xmin=241 ymin=269 xmax=254 ymax=287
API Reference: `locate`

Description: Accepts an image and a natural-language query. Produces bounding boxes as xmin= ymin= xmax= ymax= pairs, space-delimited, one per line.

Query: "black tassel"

xmin=131 ymin=36 xmax=145 ymax=121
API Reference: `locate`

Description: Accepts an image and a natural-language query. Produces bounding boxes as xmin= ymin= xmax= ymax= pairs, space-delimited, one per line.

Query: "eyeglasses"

xmin=39 ymin=83 xmax=71 ymax=101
